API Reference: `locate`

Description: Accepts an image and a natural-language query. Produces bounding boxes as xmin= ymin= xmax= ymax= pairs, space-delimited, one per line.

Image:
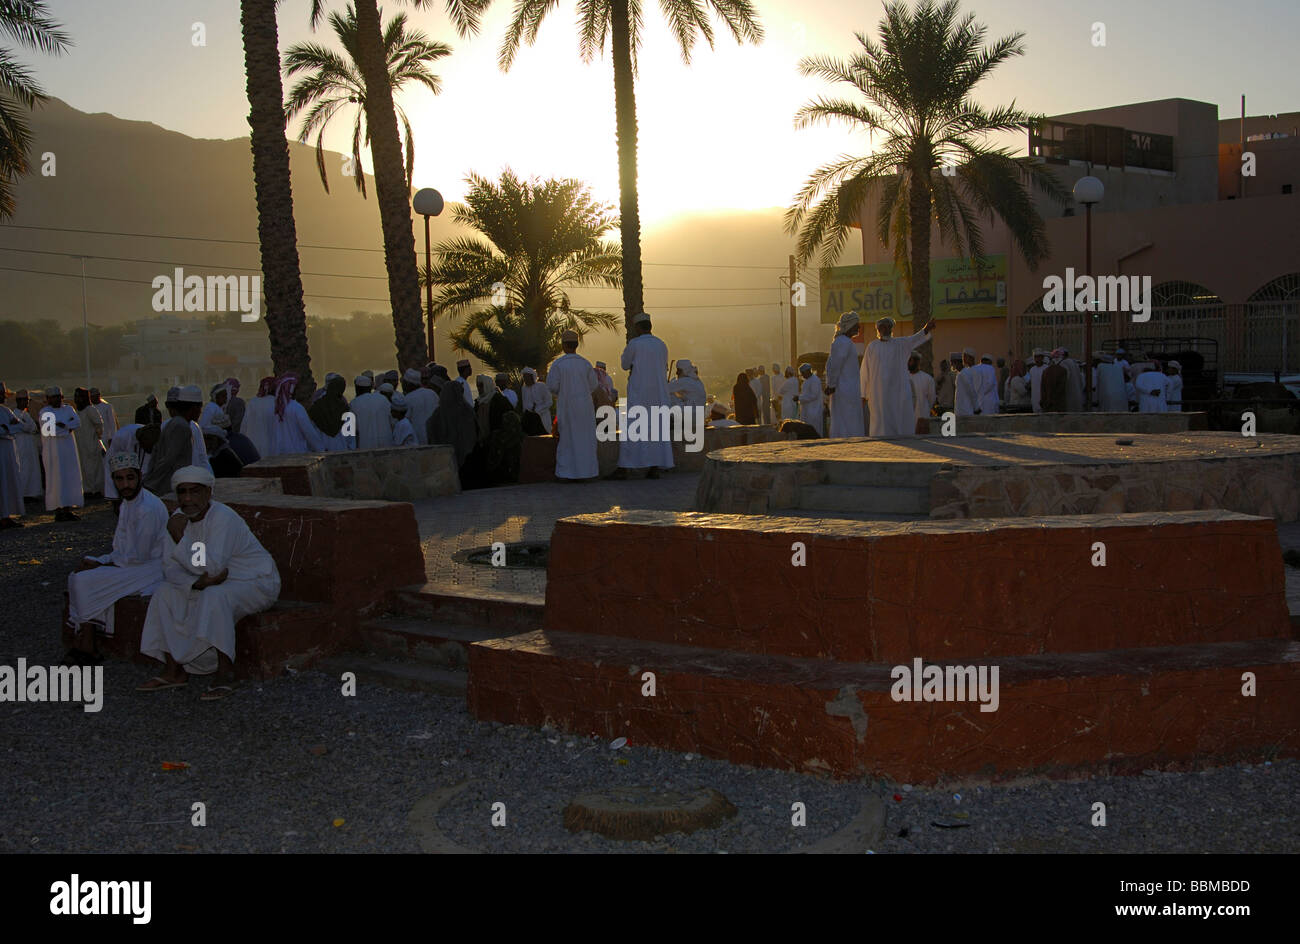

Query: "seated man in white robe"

xmin=63 ymin=453 xmax=168 ymax=665
xmin=137 ymin=466 xmax=280 ymax=700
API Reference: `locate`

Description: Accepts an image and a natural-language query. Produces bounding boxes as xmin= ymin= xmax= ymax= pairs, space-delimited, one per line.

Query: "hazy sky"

xmin=25 ymin=0 xmax=1300 ymax=226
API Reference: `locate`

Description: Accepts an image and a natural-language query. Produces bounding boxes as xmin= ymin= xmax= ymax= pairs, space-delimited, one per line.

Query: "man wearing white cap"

xmin=521 ymin=366 xmax=552 ymax=434
xmin=666 ymin=359 xmax=707 ymax=410
xmin=796 ymin=363 xmax=823 ymax=432
xmin=1134 ymin=361 xmax=1166 ymax=413
xmin=103 ymin=422 xmax=160 ymax=500
xmin=858 ymin=314 xmax=934 ymax=437
xmin=138 ymin=465 xmax=280 ymax=699
xmin=1028 ymin=349 xmax=1048 ymax=414
xmin=401 ymin=368 xmax=437 ymax=444
xmin=350 ymin=372 xmax=394 ymax=450
xmin=63 ymin=452 xmax=168 ymax=664
xmin=825 ymin=311 xmax=866 ymax=438
xmin=144 ymin=386 xmax=205 ymax=494
xmin=89 ymin=388 xmax=117 ymax=443
xmin=199 ymin=383 xmax=229 ymax=434
xmin=976 ymin=354 xmax=1000 ymax=416
xmin=0 ymin=382 xmax=25 ymax=527
xmin=906 ymin=354 xmax=936 ymax=430
xmin=954 ymin=349 xmax=980 ymax=417
xmin=390 ymin=391 xmax=417 ymax=446
xmin=1164 ymin=361 xmax=1183 ymax=412
xmin=611 ymin=312 xmax=674 ymax=478
xmin=13 ymin=389 xmax=42 ymax=502
xmin=776 ymin=366 xmax=799 ymax=421
xmin=39 ymin=386 xmax=84 ymax=521
xmin=546 ymin=328 xmax=600 ymax=480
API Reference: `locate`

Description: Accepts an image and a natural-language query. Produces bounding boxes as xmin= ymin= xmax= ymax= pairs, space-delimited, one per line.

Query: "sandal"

xmin=137 ymin=676 xmax=186 ymax=692
xmin=200 ymin=684 xmax=236 ymax=701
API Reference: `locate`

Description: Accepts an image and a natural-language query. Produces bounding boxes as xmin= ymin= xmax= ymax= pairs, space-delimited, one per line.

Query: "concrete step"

xmin=319 ymin=655 xmax=467 ymax=697
xmin=796 ymin=484 xmax=930 ymax=515
xmin=391 ymin=583 xmax=545 ymax=634
xmin=357 ymin=616 xmax=520 ymax=667
xmin=821 ymin=460 xmax=935 ymax=489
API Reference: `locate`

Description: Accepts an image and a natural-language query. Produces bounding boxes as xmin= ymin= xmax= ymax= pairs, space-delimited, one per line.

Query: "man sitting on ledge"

xmin=137 ymin=465 xmax=280 ymax=700
xmin=63 ymin=452 xmax=169 ymax=665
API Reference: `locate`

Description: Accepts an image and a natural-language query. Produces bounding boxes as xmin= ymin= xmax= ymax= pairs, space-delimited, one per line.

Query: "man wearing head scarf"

xmin=824 ymin=312 xmax=867 ymax=438
xmin=63 ymin=452 xmax=169 ymax=663
xmin=134 ymin=393 xmax=162 ymax=427
xmin=1040 ymin=349 xmax=1069 ymax=413
xmin=796 ymin=364 xmax=823 ymax=432
xmin=776 ymin=366 xmax=799 ymax=421
xmin=39 ymin=387 xmax=83 ymax=520
xmin=907 ymin=354 xmax=936 ymax=431
xmin=269 ymin=374 xmax=327 ymax=455
xmin=545 ymin=329 xmax=600 ymax=481
xmin=610 ymin=312 xmax=674 ymax=479
xmin=1164 ymin=361 xmax=1183 ymax=413
xmin=1028 ymin=349 xmax=1049 ymax=414
xmin=707 ymin=402 xmax=739 ymax=428
xmin=1134 ymin=361 xmax=1167 ymax=413
xmin=137 ymin=466 xmax=280 ymax=699
xmin=520 ymin=366 xmax=552 ymax=434
xmin=349 ymin=372 xmax=394 ymax=451
xmin=308 ymin=373 xmax=352 ymax=450
xmin=955 ymin=350 xmax=981 ymax=417
xmin=858 ymin=314 xmax=934 ymax=437
xmin=0 ymin=382 xmax=25 ymax=527
xmin=1005 ymin=359 xmax=1030 ymax=409
xmin=241 ymin=376 xmax=278 ymax=458
xmin=103 ymin=422 xmax=160 ymax=500
xmin=402 ymin=367 xmax=437 ymax=444
xmin=73 ymin=387 xmax=106 ymax=497
xmin=222 ymin=378 xmax=246 ymax=434
xmin=11 ymin=388 xmax=42 ymax=503
xmin=429 ymin=370 xmax=479 ymax=487
xmin=666 ymin=359 xmax=706 ymax=410
xmin=592 ymin=361 xmax=618 ymax=413
xmin=89 ymin=388 xmax=117 ymax=442
xmin=200 ymin=383 xmax=229 ymax=436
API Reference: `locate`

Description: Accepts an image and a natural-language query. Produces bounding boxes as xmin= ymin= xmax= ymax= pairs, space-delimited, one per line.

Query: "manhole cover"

xmin=452 ymin=542 xmax=550 ymax=569
xmin=564 ymin=787 xmax=737 ymax=841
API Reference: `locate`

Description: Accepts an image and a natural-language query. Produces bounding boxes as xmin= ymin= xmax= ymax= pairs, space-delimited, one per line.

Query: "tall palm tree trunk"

xmin=909 ymin=163 xmax=933 ymax=377
xmin=610 ymin=0 xmax=644 ymax=341
xmin=241 ymin=0 xmax=313 ymax=385
xmin=354 ymin=0 xmax=426 ymax=368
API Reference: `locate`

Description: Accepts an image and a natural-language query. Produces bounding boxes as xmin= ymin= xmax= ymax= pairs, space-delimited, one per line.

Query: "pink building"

xmin=854 ymin=99 xmax=1300 ymax=377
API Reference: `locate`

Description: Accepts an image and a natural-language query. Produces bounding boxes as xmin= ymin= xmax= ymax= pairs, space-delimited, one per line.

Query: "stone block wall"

xmin=950 ymin=412 xmax=1204 ymax=434
xmin=242 ymin=445 xmax=459 ymax=501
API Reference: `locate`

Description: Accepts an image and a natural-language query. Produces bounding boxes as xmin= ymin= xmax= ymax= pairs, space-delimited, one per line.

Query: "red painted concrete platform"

xmin=468 ymin=508 xmax=1300 ymax=782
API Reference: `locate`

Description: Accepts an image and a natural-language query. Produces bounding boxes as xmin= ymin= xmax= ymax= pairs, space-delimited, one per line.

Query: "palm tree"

xmin=425 ymin=169 xmax=622 ymax=376
xmin=284 ymin=6 xmax=450 ymax=199
xmin=786 ymin=0 xmax=1068 ymax=370
xmin=240 ymin=0 xmax=314 ymax=385
xmin=0 ymin=0 xmax=71 ymax=219
xmin=309 ymin=0 xmax=489 ymax=371
xmin=497 ymin=0 xmax=763 ymax=339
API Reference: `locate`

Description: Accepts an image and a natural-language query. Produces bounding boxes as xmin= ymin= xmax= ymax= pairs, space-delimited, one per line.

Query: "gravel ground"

xmin=2 ymin=503 xmax=1297 ymax=854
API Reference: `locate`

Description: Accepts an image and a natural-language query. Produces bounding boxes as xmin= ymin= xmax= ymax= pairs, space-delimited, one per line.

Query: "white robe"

xmin=199 ymin=401 xmax=226 ymax=432
xmin=404 ymin=387 xmax=438 ymax=445
xmin=1135 ymin=371 xmax=1166 ymax=412
xmin=75 ymin=405 xmax=105 ymax=494
xmin=67 ymin=486 xmax=168 ymax=635
xmin=955 ymin=368 xmax=980 ymax=417
xmin=93 ymin=400 xmax=118 ymax=441
xmin=777 ymin=376 xmax=799 ymax=420
xmin=975 ymin=363 xmax=1000 ymax=415
xmin=140 ymin=501 xmax=280 ymax=672
xmin=826 ymin=333 xmax=864 ymax=438
xmin=0 ymin=406 xmax=23 ymax=517
xmin=1165 ymin=374 xmax=1183 ymax=411
xmin=15 ymin=409 xmax=41 ymax=498
xmin=188 ymin=420 xmax=212 ymax=472
xmin=546 ymin=351 xmax=599 ymax=479
xmin=1006 ymin=375 xmax=1030 ymax=408
xmin=271 ymin=399 xmax=328 ymax=455
xmin=350 ymin=391 xmax=394 ymax=451
xmin=39 ymin=405 xmax=83 ymax=509
xmin=909 ymin=370 xmax=936 ymax=422
xmin=1028 ymin=363 xmax=1047 ymax=413
xmin=618 ymin=333 xmax=675 ymax=469
xmin=859 ymin=329 xmax=930 ymax=437
xmin=392 ymin=417 xmax=416 ymax=447
xmin=797 ymin=373 xmax=824 ymax=431
xmin=1097 ymin=363 xmax=1126 ymax=412
xmin=103 ymin=423 xmax=152 ymax=499
xmin=666 ymin=375 xmax=707 ymax=410
xmin=521 ymin=381 xmax=553 ymax=425
xmin=242 ymin=395 xmax=276 ymax=459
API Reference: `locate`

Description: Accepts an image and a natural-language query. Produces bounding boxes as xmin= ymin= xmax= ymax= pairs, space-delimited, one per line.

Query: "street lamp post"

xmin=1073 ymin=176 xmax=1104 ymax=410
xmin=75 ymin=255 xmax=91 ymax=390
xmin=412 ymin=188 xmax=445 ymax=361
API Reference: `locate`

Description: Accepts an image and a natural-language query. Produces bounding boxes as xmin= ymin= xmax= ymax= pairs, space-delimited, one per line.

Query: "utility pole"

xmin=788 ymin=254 xmax=798 ymax=367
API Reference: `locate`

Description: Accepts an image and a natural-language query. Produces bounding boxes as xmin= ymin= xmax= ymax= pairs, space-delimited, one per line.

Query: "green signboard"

xmin=819 ymin=256 xmax=1006 ymax=323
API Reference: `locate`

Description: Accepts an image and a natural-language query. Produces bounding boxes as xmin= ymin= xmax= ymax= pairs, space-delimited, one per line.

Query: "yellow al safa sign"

xmin=820 ymin=256 xmax=1006 ymax=323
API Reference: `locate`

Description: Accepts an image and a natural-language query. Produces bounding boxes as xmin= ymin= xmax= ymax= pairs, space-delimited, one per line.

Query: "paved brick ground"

xmin=412 ymin=474 xmax=700 ymax=600
xmin=711 ymin=431 xmax=1300 ymax=467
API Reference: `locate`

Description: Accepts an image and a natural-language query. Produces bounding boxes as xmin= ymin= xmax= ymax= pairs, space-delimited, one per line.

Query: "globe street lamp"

xmin=1073 ymin=176 xmax=1104 ymax=409
xmin=412 ymin=188 xmax=444 ymax=361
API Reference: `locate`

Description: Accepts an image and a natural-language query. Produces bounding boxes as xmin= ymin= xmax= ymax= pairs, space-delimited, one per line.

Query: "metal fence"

xmin=1013 ymin=301 xmax=1300 ymax=375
